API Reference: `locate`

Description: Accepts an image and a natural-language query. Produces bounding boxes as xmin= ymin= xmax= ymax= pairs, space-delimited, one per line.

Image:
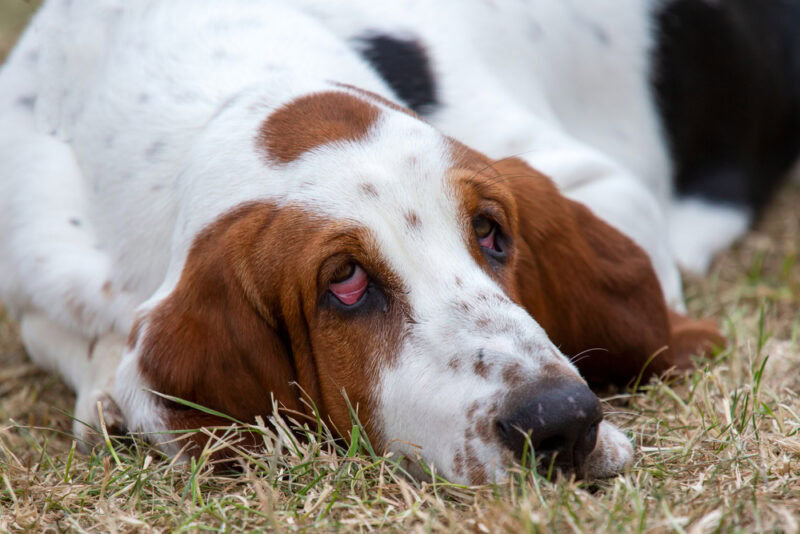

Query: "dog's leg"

xmin=669 ymin=197 xmax=751 ymax=275
xmin=20 ymin=313 xmax=127 ymax=450
xmin=0 ymin=124 xmax=139 ymax=337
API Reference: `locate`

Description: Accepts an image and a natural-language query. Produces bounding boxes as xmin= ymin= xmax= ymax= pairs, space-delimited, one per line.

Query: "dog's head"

xmin=116 ymin=87 xmax=718 ymax=483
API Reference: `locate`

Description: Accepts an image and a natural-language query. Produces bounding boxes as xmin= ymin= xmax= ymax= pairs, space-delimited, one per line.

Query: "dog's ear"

xmin=496 ymin=157 xmax=721 ymax=385
xmin=129 ymin=204 xmax=318 ymax=447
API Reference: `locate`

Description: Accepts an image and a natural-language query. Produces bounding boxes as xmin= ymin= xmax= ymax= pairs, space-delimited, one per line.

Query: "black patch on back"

xmin=356 ymin=34 xmax=438 ymax=114
xmin=653 ymin=0 xmax=800 ymax=213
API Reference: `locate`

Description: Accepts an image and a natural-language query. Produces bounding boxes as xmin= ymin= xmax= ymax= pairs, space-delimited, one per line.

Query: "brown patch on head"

xmin=259 ymin=91 xmax=379 ymax=164
xmin=464 ymin=443 xmax=488 ymax=485
xmin=475 ymin=416 xmax=494 ymax=443
xmin=473 ymin=359 xmax=491 ymax=379
xmin=403 ymin=210 xmax=421 ymax=230
xmin=135 ymin=201 xmax=408 ymax=457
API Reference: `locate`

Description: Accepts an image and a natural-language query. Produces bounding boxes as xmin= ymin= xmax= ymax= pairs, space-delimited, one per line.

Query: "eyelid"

xmin=475 ymin=201 xmax=509 ymax=230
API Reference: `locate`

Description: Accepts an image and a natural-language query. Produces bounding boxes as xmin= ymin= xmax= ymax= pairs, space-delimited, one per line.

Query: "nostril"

xmin=538 ymin=435 xmax=565 ymax=453
xmin=495 ymin=418 xmax=511 ymax=441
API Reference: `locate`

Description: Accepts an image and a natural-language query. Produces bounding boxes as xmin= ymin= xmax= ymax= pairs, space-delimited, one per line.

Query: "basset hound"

xmin=0 ymin=0 xmax=721 ymax=483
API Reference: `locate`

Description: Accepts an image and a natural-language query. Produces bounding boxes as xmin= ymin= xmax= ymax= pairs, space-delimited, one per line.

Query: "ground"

xmin=1 ymin=3 xmax=799 ymax=532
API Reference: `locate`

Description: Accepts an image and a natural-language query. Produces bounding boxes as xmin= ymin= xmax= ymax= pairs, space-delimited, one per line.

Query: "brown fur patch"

xmin=135 ymin=202 xmax=408 ymax=457
xmin=259 ymin=91 xmax=379 ymax=164
xmin=497 ymin=156 xmax=684 ymax=384
xmin=446 ymin=143 xmax=721 ymax=386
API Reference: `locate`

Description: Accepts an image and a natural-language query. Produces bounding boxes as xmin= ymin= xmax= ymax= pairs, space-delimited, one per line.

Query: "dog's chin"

xmin=399 ymin=424 xmax=631 ymax=486
xmin=582 ymin=421 xmax=634 ymax=479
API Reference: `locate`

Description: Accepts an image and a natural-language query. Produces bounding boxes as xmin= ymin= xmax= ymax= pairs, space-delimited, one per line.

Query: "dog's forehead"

xmin=258 ymin=91 xmax=480 ymax=276
xmin=269 ymin=97 xmax=460 ymax=220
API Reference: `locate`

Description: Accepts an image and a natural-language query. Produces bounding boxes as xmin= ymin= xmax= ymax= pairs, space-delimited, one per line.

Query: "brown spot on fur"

xmin=359 ymin=182 xmax=379 ymax=198
xmin=447 ymin=357 xmax=460 ymax=371
xmin=475 ymin=317 xmax=490 ymax=329
xmin=466 ymin=400 xmax=480 ymax=420
xmin=464 ymin=443 xmax=488 ymax=485
xmin=473 ymin=359 xmax=490 ymax=379
xmin=87 ymin=337 xmax=98 ymax=360
xmin=403 ymin=210 xmax=421 ymax=230
xmin=101 ymin=280 xmax=113 ymax=297
xmin=502 ymin=362 xmax=525 ymax=388
xmin=259 ymin=91 xmax=379 ymax=164
xmin=453 ymin=451 xmax=465 ymax=477
xmin=476 ymin=416 xmax=494 ymax=443
xmin=454 ymin=276 xmax=463 ymax=288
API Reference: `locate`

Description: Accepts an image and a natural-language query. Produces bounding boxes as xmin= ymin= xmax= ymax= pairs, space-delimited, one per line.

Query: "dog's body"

xmin=0 ymin=0 xmax=729 ymax=483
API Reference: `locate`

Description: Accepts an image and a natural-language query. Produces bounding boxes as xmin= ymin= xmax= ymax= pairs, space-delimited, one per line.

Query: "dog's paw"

xmin=73 ymin=391 xmax=128 ymax=451
xmin=669 ymin=198 xmax=750 ymax=275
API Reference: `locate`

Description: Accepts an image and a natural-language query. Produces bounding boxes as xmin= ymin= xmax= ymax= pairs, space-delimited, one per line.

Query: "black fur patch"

xmin=356 ymin=34 xmax=438 ymax=114
xmin=653 ymin=0 xmax=800 ymax=213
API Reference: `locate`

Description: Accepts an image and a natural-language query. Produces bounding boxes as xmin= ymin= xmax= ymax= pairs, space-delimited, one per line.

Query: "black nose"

xmin=495 ymin=379 xmax=602 ymax=474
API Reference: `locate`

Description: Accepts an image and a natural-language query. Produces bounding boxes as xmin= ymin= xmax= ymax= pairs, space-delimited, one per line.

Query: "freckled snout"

xmin=495 ymin=379 xmax=602 ymax=474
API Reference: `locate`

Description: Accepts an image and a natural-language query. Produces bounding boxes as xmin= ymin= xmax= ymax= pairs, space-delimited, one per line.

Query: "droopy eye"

xmin=329 ymin=263 xmax=368 ymax=305
xmin=473 ymin=216 xmax=499 ymax=252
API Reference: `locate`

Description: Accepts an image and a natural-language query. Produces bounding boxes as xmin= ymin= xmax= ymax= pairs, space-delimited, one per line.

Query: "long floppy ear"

xmin=497 ymin=158 xmax=721 ymax=385
xmin=131 ymin=203 xmax=317 ymax=448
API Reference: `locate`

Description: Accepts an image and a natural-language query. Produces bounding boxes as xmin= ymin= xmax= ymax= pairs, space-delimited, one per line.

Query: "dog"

xmin=293 ymin=0 xmax=800 ymax=276
xmin=0 ymin=0 xmax=721 ymax=483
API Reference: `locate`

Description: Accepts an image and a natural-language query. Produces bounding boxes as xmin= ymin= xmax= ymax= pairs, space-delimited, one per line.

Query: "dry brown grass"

xmin=1 ymin=6 xmax=799 ymax=532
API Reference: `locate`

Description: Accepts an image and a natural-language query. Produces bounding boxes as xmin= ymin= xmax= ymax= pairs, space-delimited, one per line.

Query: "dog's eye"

xmin=474 ymin=216 xmax=499 ymax=252
xmin=329 ymin=263 xmax=368 ymax=305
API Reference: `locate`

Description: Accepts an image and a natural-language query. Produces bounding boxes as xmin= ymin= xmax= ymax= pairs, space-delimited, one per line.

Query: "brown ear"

xmin=132 ymin=203 xmax=318 ymax=449
xmin=497 ymin=157 xmax=711 ymax=385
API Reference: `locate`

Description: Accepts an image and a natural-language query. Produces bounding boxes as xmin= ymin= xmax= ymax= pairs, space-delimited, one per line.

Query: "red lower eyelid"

xmin=330 ymin=265 xmax=368 ymax=305
xmin=478 ymin=232 xmax=496 ymax=250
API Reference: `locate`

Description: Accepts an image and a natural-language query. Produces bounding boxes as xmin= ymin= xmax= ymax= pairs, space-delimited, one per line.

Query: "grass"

xmin=1 ymin=6 xmax=799 ymax=532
